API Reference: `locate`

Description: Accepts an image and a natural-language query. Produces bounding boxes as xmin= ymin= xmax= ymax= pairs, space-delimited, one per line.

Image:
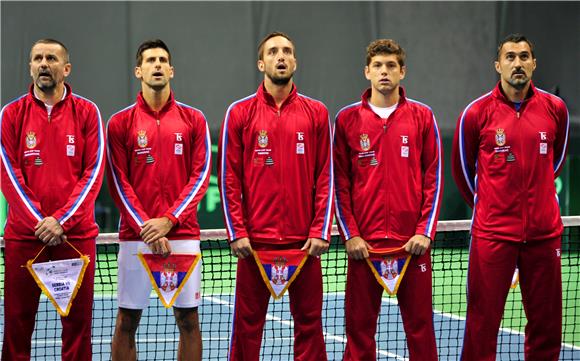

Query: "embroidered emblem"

xmin=174 ymin=143 xmax=183 ymax=155
xmin=137 ymin=130 xmax=148 ymax=148
xmin=66 ymin=145 xmax=75 ymax=157
xmin=258 ymin=130 xmax=268 ymax=148
xmin=360 ymin=134 xmax=370 ymax=151
xmin=495 ymin=128 xmax=506 ymax=147
xmin=296 ymin=143 xmax=305 ymax=154
xmin=160 ymin=262 xmax=177 ymax=292
xmin=26 ymin=131 xmax=37 ymax=149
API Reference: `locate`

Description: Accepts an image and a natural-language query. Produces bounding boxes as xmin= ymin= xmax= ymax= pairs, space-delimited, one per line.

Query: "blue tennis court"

xmin=3 ymin=292 xmax=578 ymax=360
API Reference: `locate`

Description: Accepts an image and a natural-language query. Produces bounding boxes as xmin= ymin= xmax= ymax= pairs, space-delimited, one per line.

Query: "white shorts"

xmin=117 ymin=240 xmax=202 ymax=309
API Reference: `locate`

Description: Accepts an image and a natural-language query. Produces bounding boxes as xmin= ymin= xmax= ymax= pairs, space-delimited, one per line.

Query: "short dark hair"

xmin=30 ymin=38 xmax=70 ymax=62
xmin=136 ymin=39 xmax=172 ymax=66
xmin=497 ymin=33 xmax=535 ymax=59
xmin=257 ymin=31 xmax=295 ymax=60
xmin=366 ymin=39 xmax=406 ymax=66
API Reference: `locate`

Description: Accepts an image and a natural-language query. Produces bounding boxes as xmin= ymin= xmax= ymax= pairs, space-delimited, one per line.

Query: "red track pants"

xmin=228 ymin=242 xmax=327 ymax=361
xmin=344 ymin=250 xmax=437 ymax=361
xmin=2 ymin=239 xmax=95 ymax=361
xmin=461 ymin=236 xmax=562 ymax=361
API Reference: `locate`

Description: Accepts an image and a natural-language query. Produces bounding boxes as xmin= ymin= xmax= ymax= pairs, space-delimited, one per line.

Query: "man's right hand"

xmin=345 ymin=236 xmax=371 ymax=260
xmin=230 ymin=237 xmax=252 ymax=259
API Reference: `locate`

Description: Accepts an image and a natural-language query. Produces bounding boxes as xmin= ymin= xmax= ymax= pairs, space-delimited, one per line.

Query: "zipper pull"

xmin=48 ymin=114 xmax=51 ymax=123
xmin=516 ymin=112 xmax=520 ymax=119
xmin=277 ymin=110 xmax=281 ymax=117
xmin=156 ymin=119 xmax=160 ymax=126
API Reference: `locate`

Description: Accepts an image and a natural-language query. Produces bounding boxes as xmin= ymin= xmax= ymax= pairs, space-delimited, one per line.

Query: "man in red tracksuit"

xmin=218 ymin=32 xmax=334 ymax=361
xmin=334 ymin=39 xmax=442 ymax=361
xmin=107 ymin=40 xmax=210 ymax=361
xmin=1 ymin=39 xmax=105 ymax=361
xmin=452 ymin=34 xmax=569 ymax=361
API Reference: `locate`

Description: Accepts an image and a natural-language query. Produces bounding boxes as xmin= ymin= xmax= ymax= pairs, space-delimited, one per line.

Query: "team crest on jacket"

xmin=137 ymin=130 xmax=148 ymax=148
xmin=495 ymin=128 xmax=506 ymax=146
xmin=26 ymin=131 xmax=37 ymax=149
xmin=360 ymin=134 xmax=370 ymax=151
xmin=257 ymin=130 xmax=268 ymax=148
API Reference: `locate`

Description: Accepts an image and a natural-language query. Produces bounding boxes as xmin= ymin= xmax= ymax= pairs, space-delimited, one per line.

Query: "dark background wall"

xmin=2 ymin=2 xmax=579 ymax=230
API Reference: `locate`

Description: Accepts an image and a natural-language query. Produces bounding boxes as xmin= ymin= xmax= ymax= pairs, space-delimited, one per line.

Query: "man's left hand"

xmin=35 ymin=217 xmax=64 ymax=245
xmin=403 ymin=234 xmax=431 ymax=256
xmin=140 ymin=217 xmax=173 ymax=244
xmin=301 ymin=237 xmax=329 ymax=257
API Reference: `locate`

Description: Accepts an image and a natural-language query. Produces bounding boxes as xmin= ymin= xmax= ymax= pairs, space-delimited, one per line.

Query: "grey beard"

xmin=507 ymin=77 xmax=529 ymax=91
xmin=37 ymin=82 xmax=57 ymax=94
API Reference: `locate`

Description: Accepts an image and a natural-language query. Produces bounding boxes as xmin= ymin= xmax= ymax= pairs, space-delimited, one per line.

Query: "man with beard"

xmin=218 ymin=32 xmax=333 ymax=360
xmin=108 ymin=39 xmax=210 ymax=361
xmin=334 ymin=39 xmax=442 ymax=361
xmin=1 ymin=39 xmax=105 ymax=360
xmin=452 ymin=34 xmax=569 ymax=360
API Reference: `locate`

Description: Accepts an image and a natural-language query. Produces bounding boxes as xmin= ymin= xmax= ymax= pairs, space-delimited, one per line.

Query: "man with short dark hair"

xmin=1 ymin=38 xmax=105 ymax=360
xmin=452 ymin=33 xmax=569 ymax=360
xmin=334 ymin=39 xmax=442 ymax=361
xmin=218 ymin=31 xmax=333 ymax=360
xmin=108 ymin=39 xmax=210 ymax=361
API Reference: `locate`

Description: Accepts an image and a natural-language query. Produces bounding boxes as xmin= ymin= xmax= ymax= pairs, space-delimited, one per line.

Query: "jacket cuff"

xmin=163 ymin=213 xmax=179 ymax=227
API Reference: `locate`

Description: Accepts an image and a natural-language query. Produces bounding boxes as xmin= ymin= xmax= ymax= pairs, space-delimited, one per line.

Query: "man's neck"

xmin=34 ymin=83 xmax=65 ymax=106
xmin=501 ymin=79 xmax=530 ymax=103
xmin=369 ymin=87 xmax=400 ymax=108
xmin=264 ymin=78 xmax=293 ymax=108
xmin=142 ymin=84 xmax=171 ymax=112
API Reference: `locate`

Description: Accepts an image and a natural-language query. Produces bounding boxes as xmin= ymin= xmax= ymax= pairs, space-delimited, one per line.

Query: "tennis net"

xmin=1 ymin=217 xmax=579 ymax=360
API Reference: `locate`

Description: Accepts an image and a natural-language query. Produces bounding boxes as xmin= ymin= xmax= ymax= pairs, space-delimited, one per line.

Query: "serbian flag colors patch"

xmin=26 ymin=243 xmax=90 ymax=317
xmin=511 ymin=267 xmax=519 ymax=289
xmin=366 ymin=247 xmax=411 ymax=296
xmin=138 ymin=253 xmax=201 ymax=308
xmin=253 ymin=249 xmax=308 ymax=300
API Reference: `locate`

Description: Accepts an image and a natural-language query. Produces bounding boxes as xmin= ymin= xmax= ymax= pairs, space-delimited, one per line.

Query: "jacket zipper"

xmin=156 ymin=113 xmax=164 ymax=210
xmin=516 ymin=103 xmax=527 ymax=242
xmin=277 ymin=108 xmax=283 ymax=241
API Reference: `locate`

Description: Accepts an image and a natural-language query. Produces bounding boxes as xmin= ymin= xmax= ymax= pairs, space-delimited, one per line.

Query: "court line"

xmin=375 ymin=295 xmax=580 ymax=352
xmin=22 ymin=294 xmax=580 ymax=353
xmin=205 ymin=295 xmax=409 ymax=361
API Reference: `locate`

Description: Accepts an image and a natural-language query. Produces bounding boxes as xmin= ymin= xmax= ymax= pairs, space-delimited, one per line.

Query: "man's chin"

xmin=36 ymin=81 xmax=57 ymax=93
xmin=508 ymin=78 xmax=529 ymax=91
xmin=268 ymin=74 xmax=292 ymax=86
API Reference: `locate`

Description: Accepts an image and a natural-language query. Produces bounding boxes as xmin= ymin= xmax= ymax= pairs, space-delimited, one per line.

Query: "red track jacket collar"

xmin=135 ymin=90 xmax=176 ymax=115
xmin=360 ymin=86 xmax=408 ymax=110
xmin=27 ymin=82 xmax=73 ymax=109
xmin=491 ymin=80 xmax=537 ymax=104
xmin=256 ymin=82 xmax=298 ymax=109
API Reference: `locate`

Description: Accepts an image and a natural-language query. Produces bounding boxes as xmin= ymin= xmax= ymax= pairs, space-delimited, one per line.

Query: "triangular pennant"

xmin=26 ymin=256 xmax=90 ymax=317
xmin=253 ymin=249 xmax=308 ymax=300
xmin=510 ymin=267 xmax=519 ymax=289
xmin=365 ymin=247 xmax=411 ymax=296
xmin=138 ymin=253 xmax=201 ymax=308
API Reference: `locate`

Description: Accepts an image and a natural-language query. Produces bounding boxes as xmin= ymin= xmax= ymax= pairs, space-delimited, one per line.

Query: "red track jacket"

xmin=452 ymin=82 xmax=569 ymax=242
xmin=218 ymin=83 xmax=334 ymax=244
xmin=106 ymin=92 xmax=211 ymax=241
xmin=0 ymin=84 xmax=105 ymax=241
xmin=334 ymin=88 xmax=443 ymax=244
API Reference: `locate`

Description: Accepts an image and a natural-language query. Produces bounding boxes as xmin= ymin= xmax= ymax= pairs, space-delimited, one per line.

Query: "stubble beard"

xmin=267 ymin=71 xmax=293 ymax=86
